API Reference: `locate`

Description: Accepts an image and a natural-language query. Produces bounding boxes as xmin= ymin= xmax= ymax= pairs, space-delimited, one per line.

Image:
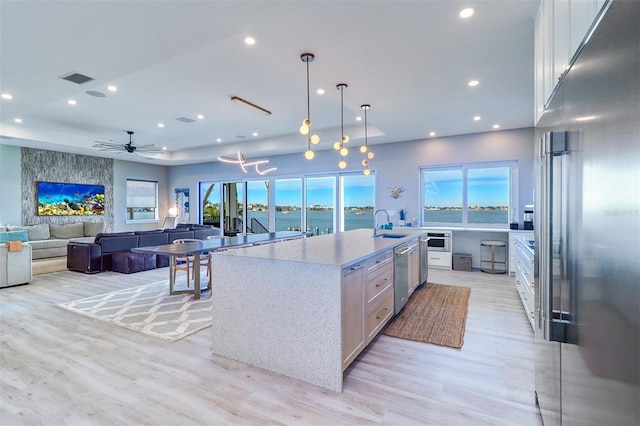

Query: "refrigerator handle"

xmin=541 ymin=131 xmax=577 ymax=345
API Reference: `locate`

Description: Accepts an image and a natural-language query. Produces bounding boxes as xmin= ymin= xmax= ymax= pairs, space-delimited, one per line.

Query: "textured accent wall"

xmin=21 ymin=148 xmax=114 ymax=227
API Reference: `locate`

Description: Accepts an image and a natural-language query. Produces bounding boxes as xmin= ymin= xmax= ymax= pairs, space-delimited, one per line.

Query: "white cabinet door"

xmin=341 ymin=264 xmax=364 ymax=369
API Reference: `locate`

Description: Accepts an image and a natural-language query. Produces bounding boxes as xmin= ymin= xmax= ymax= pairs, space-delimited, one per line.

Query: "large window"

xmin=306 ymin=176 xmax=336 ymax=235
xmin=246 ymin=180 xmax=269 ymax=234
xmin=341 ymin=173 xmax=375 ymax=231
xmin=274 ymin=178 xmax=302 ymax=231
xmin=126 ymin=179 xmax=158 ymax=222
xmin=421 ymin=161 xmax=516 ymax=228
xmin=197 ymin=171 xmax=376 ymax=236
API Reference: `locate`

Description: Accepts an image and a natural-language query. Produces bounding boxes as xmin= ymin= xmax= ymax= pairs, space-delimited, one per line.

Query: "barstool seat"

xmin=480 ymin=240 xmax=507 ymax=274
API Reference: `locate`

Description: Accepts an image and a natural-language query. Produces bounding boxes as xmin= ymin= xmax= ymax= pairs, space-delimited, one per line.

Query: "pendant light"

xmin=300 ymin=53 xmax=320 ymax=160
xmin=334 ymin=83 xmax=349 ymax=169
xmin=360 ymin=104 xmax=373 ymax=176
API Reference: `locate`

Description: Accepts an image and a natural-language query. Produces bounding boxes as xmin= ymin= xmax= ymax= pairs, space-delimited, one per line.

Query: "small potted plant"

xmin=398 ymin=207 xmax=406 ymax=226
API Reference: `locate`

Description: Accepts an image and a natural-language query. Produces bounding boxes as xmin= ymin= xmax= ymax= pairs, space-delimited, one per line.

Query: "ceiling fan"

xmin=93 ymin=131 xmax=164 ymax=155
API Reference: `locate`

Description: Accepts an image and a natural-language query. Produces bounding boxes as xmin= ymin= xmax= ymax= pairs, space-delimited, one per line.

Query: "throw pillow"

xmin=25 ymin=223 xmax=51 ymax=241
xmin=50 ymin=222 xmax=84 ymax=239
xmin=84 ymin=221 xmax=104 ymax=237
xmin=0 ymin=230 xmax=29 ymax=243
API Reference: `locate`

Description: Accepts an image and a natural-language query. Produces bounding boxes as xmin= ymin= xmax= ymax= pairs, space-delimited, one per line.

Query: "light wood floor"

xmin=0 ymin=267 xmax=542 ymax=425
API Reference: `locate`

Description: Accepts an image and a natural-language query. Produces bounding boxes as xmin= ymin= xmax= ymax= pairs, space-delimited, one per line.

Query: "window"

xmin=246 ymin=180 xmax=269 ymax=234
xmin=199 ymin=181 xmax=220 ymax=227
xmin=306 ymin=176 xmax=336 ymax=235
xmin=421 ymin=161 xmax=516 ymax=228
xmin=341 ymin=173 xmax=375 ymax=231
xmin=126 ymin=179 xmax=158 ymax=222
xmin=274 ymin=178 xmax=302 ymax=231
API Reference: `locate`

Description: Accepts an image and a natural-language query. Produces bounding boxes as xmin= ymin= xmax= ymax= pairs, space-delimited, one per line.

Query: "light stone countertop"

xmin=213 ymin=228 xmax=427 ymax=268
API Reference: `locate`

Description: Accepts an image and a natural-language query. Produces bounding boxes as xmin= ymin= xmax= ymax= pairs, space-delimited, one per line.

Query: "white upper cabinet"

xmin=534 ymin=0 xmax=608 ymax=124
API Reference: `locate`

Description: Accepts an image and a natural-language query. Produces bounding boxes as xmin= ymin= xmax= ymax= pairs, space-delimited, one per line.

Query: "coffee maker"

xmin=524 ymin=205 xmax=534 ymax=230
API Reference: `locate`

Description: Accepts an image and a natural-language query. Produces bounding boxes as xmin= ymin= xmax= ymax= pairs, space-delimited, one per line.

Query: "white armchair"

xmin=0 ymin=243 xmax=32 ymax=288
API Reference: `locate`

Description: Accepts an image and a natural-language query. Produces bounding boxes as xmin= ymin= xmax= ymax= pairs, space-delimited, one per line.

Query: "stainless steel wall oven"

xmin=426 ymin=231 xmax=451 ymax=252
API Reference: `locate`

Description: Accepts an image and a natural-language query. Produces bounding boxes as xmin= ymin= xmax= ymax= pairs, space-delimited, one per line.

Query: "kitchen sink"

xmin=373 ymin=233 xmax=407 ymax=239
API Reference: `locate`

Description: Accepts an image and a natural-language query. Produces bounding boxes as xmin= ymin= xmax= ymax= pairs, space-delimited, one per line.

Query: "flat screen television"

xmin=37 ymin=181 xmax=105 ymax=216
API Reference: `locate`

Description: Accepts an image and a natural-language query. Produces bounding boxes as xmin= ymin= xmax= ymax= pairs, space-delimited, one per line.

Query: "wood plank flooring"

xmin=0 ymin=267 xmax=542 ymax=425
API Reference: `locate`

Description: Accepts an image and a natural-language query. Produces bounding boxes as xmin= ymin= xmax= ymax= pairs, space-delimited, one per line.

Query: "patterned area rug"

xmin=384 ymin=283 xmax=471 ymax=348
xmin=58 ymin=280 xmax=212 ymax=341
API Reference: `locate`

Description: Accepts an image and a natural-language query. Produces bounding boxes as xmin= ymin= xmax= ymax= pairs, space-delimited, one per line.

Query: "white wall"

xmin=169 ymin=128 xmax=535 ymax=227
xmin=112 ymin=160 xmax=170 ymax=232
xmin=0 ymin=144 xmax=22 ymax=225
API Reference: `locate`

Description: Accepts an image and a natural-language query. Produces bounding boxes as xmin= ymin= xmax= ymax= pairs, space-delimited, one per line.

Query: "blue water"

xmin=424 ymin=210 xmax=507 ymax=224
xmin=246 ymin=209 xmax=506 ymax=233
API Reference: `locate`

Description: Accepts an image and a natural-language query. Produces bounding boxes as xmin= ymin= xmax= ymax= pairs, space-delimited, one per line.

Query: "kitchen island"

xmin=210 ymin=228 xmax=426 ymax=392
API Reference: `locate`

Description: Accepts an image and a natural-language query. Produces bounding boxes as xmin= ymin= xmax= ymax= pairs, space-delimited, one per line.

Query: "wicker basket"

xmin=452 ymin=253 xmax=472 ymax=271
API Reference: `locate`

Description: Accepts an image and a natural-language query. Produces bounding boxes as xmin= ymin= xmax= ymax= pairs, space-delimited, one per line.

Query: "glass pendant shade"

xmin=362 ymin=159 xmax=369 ymax=166
xmin=363 ymin=168 xmax=371 ymax=176
xmin=300 ymin=125 xmax=310 ymax=135
xmin=338 ymin=160 xmax=347 ymax=169
xmin=360 ymin=145 xmax=367 ymax=153
xmin=310 ymin=134 xmax=320 ymax=144
xmin=333 ymin=142 xmax=341 ymax=150
xmin=340 ymin=147 xmax=348 ymax=156
xmin=304 ymin=149 xmax=315 ymax=160
xmin=367 ymin=151 xmax=374 ymax=159
xmin=342 ymin=135 xmax=349 ymax=143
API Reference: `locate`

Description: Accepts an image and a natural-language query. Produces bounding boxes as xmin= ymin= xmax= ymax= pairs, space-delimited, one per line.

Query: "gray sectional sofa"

xmin=0 ymin=222 xmax=103 ymax=260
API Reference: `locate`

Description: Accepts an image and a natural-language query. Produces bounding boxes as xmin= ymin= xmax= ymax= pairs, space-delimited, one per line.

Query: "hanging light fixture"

xmin=300 ymin=53 xmax=320 ymax=160
xmin=334 ymin=83 xmax=349 ymax=169
xmin=360 ymin=104 xmax=373 ymax=176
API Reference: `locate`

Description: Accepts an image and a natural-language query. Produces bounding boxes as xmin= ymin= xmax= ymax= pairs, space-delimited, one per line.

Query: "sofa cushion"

xmin=50 ymin=223 xmax=84 ymax=239
xmin=0 ymin=230 xmax=29 ymax=243
xmin=26 ymin=239 xmax=69 ymax=250
xmin=7 ymin=224 xmax=51 ymax=241
xmin=94 ymin=232 xmax=135 ymax=244
xmin=84 ymin=221 xmax=104 ymax=237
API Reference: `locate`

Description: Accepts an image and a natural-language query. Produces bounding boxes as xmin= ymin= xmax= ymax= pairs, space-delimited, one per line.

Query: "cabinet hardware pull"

xmin=350 ymin=264 xmax=363 ymax=271
xmin=376 ymin=307 xmax=389 ymax=320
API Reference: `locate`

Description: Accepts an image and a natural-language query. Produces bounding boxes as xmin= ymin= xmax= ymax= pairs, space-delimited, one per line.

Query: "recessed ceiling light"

xmin=429 ymin=132 xmax=436 ymax=136
xmin=468 ymin=80 xmax=480 ymax=87
xmin=575 ymin=115 xmax=596 ymax=121
xmin=158 ymin=123 xmax=164 ymax=128
xmin=14 ymin=118 xmax=22 ymax=123
xmin=493 ymin=124 xmax=500 ymax=129
xmin=1 ymin=93 xmax=13 ymax=100
xmin=162 ymin=146 xmax=167 ymax=150
xmin=107 ymin=85 xmax=117 ymax=92
xmin=67 ymin=99 xmax=77 ymax=105
xmin=197 ymin=114 xmax=204 ymax=120
xmin=473 ymin=115 xmax=481 ymax=121
xmin=252 ymin=131 xmax=259 ymax=137
xmin=317 ymin=88 xmax=325 ymax=95
xmin=356 ymin=116 xmax=362 ymax=121
xmin=459 ymin=8 xmax=475 ymax=18
xmin=216 ymin=138 xmax=222 ymax=143
xmin=244 ymin=36 xmax=256 ymax=45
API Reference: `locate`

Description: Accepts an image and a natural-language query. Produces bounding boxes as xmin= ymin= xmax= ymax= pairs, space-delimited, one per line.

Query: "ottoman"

xmin=111 ymin=251 xmax=156 ymax=274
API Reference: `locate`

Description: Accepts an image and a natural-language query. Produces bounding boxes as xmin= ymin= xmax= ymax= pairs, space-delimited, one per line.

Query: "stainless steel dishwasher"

xmin=394 ymin=242 xmax=410 ymax=314
xmin=419 ymin=234 xmax=429 ymax=286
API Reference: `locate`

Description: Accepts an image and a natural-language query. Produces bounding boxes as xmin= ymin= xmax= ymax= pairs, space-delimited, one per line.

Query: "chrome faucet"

xmin=373 ymin=209 xmax=390 ymax=236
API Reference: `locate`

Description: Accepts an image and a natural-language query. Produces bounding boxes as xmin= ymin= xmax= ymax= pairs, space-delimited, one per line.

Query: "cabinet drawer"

xmin=365 ymin=263 xmax=393 ymax=305
xmin=366 ymin=288 xmax=394 ymax=343
xmin=427 ymin=252 xmax=452 ymax=269
xmin=365 ymin=250 xmax=393 ymax=275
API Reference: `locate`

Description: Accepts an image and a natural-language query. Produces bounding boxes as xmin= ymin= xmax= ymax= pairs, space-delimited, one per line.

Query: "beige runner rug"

xmin=384 ymin=283 xmax=471 ymax=348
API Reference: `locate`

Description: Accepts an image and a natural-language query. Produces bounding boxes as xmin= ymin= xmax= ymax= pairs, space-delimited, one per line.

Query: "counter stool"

xmin=480 ymin=240 xmax=507 ymax=274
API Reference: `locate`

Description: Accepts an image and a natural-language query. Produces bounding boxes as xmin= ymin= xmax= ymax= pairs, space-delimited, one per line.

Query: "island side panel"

xmin=211 ymin=254 xmax=344 ymax=392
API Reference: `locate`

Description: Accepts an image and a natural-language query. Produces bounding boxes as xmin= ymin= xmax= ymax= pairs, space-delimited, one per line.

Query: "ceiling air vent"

xmin=60 ymin=72 xmax=95 ymax=85
xmin=175 ymin=117 xmax=196 ymax=123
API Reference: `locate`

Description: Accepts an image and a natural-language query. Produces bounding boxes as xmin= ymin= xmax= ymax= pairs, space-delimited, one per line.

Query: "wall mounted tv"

xmin=37 ymin=181 xmax=105 ymax=216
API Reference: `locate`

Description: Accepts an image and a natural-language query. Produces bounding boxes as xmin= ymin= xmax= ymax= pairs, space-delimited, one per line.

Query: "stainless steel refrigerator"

xmin=534 ymin=1 xmax=639 ymax=425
